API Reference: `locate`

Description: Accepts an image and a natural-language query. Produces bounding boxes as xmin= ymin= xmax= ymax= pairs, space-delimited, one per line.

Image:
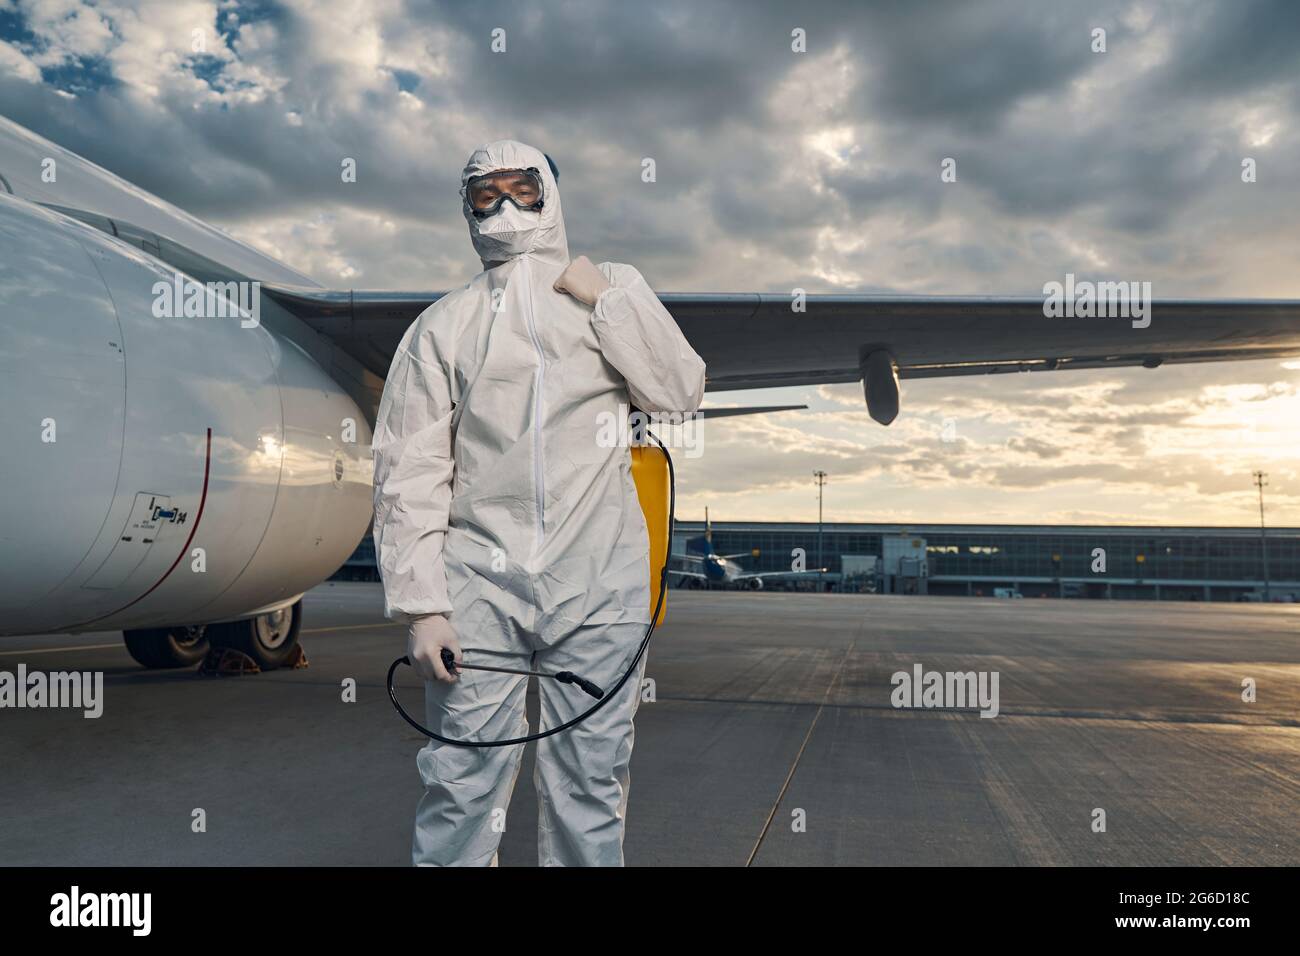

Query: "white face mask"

xmin=468 ymin=202 xmax=542 ymax=263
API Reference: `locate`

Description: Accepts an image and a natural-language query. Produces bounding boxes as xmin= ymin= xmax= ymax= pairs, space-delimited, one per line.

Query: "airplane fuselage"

xmin=0 ymin=196 xmax=373 ymax=636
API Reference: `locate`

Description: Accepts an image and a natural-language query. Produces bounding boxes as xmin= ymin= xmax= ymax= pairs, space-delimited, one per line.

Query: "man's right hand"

xmin=408 ymin=614 xmax=462 ymax=683
xmin=554 ymin=255 xmax=612 ymax=307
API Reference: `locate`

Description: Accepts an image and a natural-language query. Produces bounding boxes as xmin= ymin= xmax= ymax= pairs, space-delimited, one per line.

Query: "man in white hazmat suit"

xmin=372 ymin=140 xmax=706 ymax=866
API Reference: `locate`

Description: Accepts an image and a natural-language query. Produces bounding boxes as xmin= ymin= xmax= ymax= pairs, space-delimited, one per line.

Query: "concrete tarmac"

xmin=1 ymin=583 xmax=1296 ymax=866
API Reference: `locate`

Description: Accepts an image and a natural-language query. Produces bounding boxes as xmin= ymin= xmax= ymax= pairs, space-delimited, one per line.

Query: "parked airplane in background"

xmin=3 ymin=113 xmax=1300 ymax=669
xmin=671 ymin=510 xmax=828 ymax=590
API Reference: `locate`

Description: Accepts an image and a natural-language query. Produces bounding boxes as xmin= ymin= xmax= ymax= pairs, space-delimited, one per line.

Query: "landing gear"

xmin=123 ymin=625 xmax=210 ymax=669
xmin=206 ymin=601 xmax=304 ymax=671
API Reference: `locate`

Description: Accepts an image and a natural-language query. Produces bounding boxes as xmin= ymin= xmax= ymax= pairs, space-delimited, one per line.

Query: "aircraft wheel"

xmin=123 ymin=625 xmax=210 ymax=669
xmin=206 ymin=601 xmax=303 ymax=670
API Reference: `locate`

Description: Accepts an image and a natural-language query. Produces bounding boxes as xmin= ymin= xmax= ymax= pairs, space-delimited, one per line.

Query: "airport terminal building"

xmin=335 ymin=522 xmax=1300 ymax=603
xmin=670 ymin=520 xmax=1300 ymax=602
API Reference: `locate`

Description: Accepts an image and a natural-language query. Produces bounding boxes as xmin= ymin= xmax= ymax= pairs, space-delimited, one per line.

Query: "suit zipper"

xmin=521 ymin=260 xmax=546 ymax=547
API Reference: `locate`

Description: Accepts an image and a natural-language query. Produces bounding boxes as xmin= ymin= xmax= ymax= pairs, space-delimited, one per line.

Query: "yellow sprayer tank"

xmin=630 ymin=444 xmax=670 ymax=625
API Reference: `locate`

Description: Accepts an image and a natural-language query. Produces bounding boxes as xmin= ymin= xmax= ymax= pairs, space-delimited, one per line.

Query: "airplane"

xmin=3 ymin=112 xmax=1300 ymax=670
xmin=670 ymin=508 xmax=829 ymax=590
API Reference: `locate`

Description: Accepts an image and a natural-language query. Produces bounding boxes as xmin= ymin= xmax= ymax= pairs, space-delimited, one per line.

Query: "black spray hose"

xmin=386 ymin=433 xmax=675 ymax=747
xmin=438 ymin=650 xmax=607 ymax=700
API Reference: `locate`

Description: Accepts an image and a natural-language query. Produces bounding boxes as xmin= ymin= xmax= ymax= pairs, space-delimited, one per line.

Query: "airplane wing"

xmin=7 ymin=115 xmax=1296 ymax=425
xmin=264 ymin=285 xmax=1300 ymax=423
xmin=694 ymin=404 xmax=806 ymax=419
xmin=734 ymin=569 xmax=830 ymax=581
xmin=667 ymin=569 xmax=708 ymax=580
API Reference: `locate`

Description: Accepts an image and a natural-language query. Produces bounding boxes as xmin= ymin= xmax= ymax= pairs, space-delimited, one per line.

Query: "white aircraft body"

xmin=0 ymin=116 xmax=375 ymax=667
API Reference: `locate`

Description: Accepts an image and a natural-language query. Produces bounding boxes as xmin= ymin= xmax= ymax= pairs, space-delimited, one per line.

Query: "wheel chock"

xmin=196 ymin=644 xmax=310 ymax=676
xmin=198 ymin=647 xmax=261 ymax=676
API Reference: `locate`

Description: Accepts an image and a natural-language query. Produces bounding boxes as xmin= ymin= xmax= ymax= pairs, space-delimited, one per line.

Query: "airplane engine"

xmin=748 ymin=577 xmax=764 ymax=590
xmin=0 ymin=198 xmax=374 ymax=639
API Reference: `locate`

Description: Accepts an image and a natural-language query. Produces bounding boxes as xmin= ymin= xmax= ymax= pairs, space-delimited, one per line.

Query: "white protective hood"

xmin=461 ymin=140 xmax=569 ymax=270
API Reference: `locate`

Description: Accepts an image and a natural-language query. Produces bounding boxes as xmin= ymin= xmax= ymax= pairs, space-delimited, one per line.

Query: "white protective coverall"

xmin=372 ymin=140 xmax=706 ymax=866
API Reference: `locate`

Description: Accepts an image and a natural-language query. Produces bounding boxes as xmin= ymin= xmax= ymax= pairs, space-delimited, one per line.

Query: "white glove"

xmin=407 ymin=614 xmax=462 ymax=683
xmin=553 ymin=255 xmax=612 ymax=306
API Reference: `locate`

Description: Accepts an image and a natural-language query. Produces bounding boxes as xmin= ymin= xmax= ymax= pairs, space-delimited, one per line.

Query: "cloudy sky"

xmin=2 ymin=0 xmax=1298 ymax=526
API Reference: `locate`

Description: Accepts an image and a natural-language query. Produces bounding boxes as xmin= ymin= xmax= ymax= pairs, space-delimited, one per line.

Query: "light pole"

xmin=1254 ymin=470 xmax=1270 ymax=601
xmin=813 ymin=471 xmax=828 ymax=589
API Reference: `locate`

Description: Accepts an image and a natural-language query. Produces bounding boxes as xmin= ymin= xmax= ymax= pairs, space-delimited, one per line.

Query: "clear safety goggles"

xmin=464 ymin=167 xmax=545 ymax=219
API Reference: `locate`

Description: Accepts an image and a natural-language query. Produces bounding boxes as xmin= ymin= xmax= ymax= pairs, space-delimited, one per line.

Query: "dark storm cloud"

xmin=846 ymin=0 xmax=1119 ymax=129
xmin=2 ymin=0 xmax=1299 ymax=294
xmin=1150 ymin=0 xmax=1300 ymax=100
xmin=415 ymin=0 xmax=772 ymax=131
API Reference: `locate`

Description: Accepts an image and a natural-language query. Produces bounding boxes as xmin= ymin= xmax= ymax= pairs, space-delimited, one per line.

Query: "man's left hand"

xmin=554 ymin=255 xmax=612 ymax=306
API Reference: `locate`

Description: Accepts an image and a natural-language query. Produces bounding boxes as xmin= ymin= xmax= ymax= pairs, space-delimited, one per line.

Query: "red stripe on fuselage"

xmin=73 ymin=427 xmax=213 ymax=629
